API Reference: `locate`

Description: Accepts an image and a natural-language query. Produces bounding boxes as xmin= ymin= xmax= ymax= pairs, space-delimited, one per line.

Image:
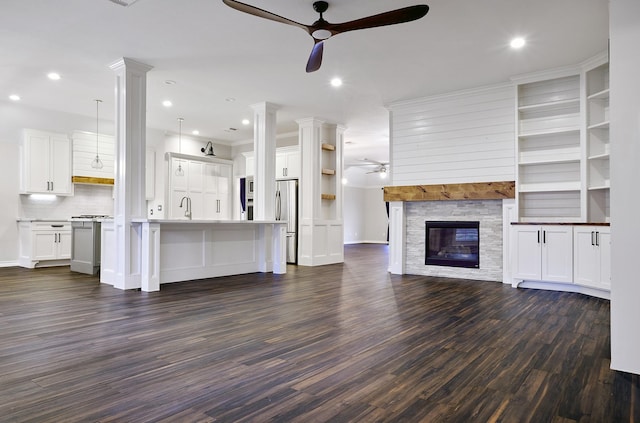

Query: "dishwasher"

xmin=70 ymin=216 xmax=108 ymax=275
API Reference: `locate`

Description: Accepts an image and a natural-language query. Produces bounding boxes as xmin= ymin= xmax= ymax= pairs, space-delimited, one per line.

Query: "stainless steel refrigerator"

xmin=275 ymin=179 xmax=298 ymax=264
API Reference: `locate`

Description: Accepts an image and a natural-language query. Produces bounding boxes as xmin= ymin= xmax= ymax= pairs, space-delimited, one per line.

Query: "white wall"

xmin=610 ymin=0 xmax=640 ymax=375
xmin=343 ymin=183 xmax=388 ymax=245
xmin=388 ymin=84 xmax=515 ymax=186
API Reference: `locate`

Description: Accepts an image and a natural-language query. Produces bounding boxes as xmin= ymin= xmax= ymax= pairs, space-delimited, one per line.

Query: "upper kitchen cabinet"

xmin=20 ymin=129 xmax=72 ymax=195
xmin=243 ymin=147 xmax=300 ymax=178
xmin=70 ymin=131 xmax=115 ymax=184
xmin=275 ymin=147 xmax=300 ymax=179
xmin=166 ymin=153 xmax=233 ymax=220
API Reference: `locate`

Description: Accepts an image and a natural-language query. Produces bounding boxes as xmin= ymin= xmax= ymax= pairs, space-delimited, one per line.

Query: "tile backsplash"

xmin=19 ymin=184 xmax=114 ymax=219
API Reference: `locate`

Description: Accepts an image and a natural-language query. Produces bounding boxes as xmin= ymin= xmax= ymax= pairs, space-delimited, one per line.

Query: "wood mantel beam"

xmin=383 ymin=181 xmax=515 ymax=202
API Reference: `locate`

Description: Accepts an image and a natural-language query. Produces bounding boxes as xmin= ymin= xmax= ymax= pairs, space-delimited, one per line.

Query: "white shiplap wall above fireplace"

xmin=387 ymin=83 xmax=516 ymax=186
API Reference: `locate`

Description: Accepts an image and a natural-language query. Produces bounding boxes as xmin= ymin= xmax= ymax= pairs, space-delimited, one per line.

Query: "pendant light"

xmin=175 ymin=117 xmax=185 ymax=176
xmin=91 ymin=99 xmax=104 ymax=169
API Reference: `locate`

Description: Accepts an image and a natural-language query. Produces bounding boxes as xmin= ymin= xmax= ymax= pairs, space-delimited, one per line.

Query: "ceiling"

xmin=1 ymin=0 xmax=609 ymax=165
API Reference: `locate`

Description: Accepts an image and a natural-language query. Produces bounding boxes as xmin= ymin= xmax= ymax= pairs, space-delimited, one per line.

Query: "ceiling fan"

xmin=349 ymin=158 xmax=390 ymax=177
xmin=221 ymin=0 xmax=430 ymax=72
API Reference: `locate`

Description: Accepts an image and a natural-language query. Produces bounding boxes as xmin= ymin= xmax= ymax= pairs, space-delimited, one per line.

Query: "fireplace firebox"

xmin=425 ymin=221 xmax=479 ymax=268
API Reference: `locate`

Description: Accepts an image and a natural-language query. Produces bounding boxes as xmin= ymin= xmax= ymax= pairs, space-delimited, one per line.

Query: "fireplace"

xmin=425 ymin=221 xmax=480 ymax=268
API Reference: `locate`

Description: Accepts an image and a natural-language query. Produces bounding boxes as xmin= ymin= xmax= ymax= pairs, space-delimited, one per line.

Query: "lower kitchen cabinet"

xmin=18 ymin=221 xmax=71 ymax=268
xmin=573 ymin=226 xmax=611 ymax=291
xmin=512 ymin=224 xmax=574 ymax=283
xmin=511 ymin=223 xmax=611 ymax=298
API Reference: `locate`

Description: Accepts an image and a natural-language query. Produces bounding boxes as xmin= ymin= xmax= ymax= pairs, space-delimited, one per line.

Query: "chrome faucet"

xmin=179 ymin=196 xmax=192 ymax=220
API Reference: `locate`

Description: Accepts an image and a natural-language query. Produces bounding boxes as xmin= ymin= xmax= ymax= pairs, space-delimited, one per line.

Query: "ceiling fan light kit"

xmin=222 ymin=0 xmax=429 ymax=72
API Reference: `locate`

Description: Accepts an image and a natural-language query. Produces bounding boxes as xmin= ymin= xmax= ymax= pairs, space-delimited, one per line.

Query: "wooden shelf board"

xmin=71 ymin=176 xmax=115 ymax=185
xmin=321 ymin=193 xmax=336 ymax=200
xmin=321 ymin=143 xmax=335 ymax=151
xmin=321 ymin=168 xmax=336 ymax=175
xmin=383 ymin=181 xmax=515 ymax=202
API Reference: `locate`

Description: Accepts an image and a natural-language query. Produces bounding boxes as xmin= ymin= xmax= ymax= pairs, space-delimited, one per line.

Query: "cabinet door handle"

xmin=596 ymin=231 xmax=600 ymax=247
xmin=50 ymin=181 xmax=53 ymax=191
xmin=543 ymin=230 xmax=546 ymax=244
xmin=51 ymin=224 xmax=64 ymax=228
xmin=537 ymin=230 xmax=540 ymax=244
xmin=591 ymin=231 xmax=595 ymax=246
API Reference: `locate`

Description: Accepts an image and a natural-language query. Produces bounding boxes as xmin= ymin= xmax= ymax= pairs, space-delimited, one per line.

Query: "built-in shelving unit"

xmin=513 ymin=52 xmax=610 ymax=224
xmin=321 ymin=142 xmax=336 ymax=210
xmin=585 ymin=59 xmax=610 ymax=222
xmin=516 ymin=74 xmax=582 ymax=222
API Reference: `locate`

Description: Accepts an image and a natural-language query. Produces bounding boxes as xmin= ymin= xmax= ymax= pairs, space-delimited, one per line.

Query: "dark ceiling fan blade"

xmin=326 ymin=5 xmax=429 ymax=35
xmin=306 ymin=40 xmax=324 ymax=73
xmin=222 ymin=0 xmax=309 ymax=32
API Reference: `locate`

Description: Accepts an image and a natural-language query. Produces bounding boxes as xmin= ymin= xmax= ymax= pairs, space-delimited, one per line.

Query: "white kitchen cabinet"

xmin=166 ymin=153 xmax=232 ymax=220
xmin=276 ymin=147 xmax=300 ymax=178
xmin=512 ymin=225 xmax=573 ymax=283
xmin=18 ymin=221 xmax=71 ymax=268
xmin=573 ymin=226 xmax=611 ymax=290
xmin=243 ymin=147 xmax=300 ymax=178
xmin=21 ymin=129 xmax=72 ymax=195
xmin=203 ymin=163 xmax=231 ymax=219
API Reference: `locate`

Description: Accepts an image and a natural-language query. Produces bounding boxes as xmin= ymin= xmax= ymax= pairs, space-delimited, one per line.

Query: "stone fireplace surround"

xmin=385 ymin=182 xmax=516 ymax=283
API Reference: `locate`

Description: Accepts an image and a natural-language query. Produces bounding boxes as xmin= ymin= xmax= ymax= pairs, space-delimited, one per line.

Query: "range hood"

xmin=71 ymin=131 xmax=115 ymax=185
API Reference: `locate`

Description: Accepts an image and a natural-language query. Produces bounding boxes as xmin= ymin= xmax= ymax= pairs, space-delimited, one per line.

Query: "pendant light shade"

xmin=175 ymin=117 xmax=185 ymax=176
xmin=91 ymin=99 xmax=104 ymax=169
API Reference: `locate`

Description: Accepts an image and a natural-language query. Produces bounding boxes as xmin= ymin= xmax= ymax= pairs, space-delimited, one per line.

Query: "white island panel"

xmin=101 ymin=219 xmax=286 ymax=291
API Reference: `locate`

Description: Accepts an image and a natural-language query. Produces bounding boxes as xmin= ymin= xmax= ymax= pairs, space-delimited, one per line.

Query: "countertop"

xmin=130 ymin=218 xmax=286 ymax=224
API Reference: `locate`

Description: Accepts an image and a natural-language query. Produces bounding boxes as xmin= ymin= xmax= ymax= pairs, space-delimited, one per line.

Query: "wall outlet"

xmin=150 ymin=209 xmax=153 ymax=215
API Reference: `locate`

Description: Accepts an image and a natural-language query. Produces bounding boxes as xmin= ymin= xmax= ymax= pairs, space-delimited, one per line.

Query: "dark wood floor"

xmin=0 ymin=244 xmax=637 ymax=422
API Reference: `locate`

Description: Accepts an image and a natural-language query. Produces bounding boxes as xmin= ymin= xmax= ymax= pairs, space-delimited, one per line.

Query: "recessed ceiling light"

xmin=330 ymin=77 xmax=343 ymax=87
xmin=192 ymin=130 xmax=200 ymax=135
xmin=47 ymin=72 xmax=61 ymax=81
xmin=341 ymin=178 xmax=348 ymax=185
xmin=164 ymin=80 xmax=176 ymax=85
xmin=9 ymin=94 xmax=21 ymax=101
xmin=242 ymin=119 xmax=250 ymax=125
xmin=225 ymin=97 xmax=236 ymax=102
xmin=510 ymin=37 xmax=526 ymax=49
xmin=162 ymin=100 xmax=173 ymax=107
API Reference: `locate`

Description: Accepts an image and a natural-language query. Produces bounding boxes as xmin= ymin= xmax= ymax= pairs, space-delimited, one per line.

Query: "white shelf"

xmin=587 ymin=88 xmax=610 ymax=101
xmin=519 ymin=181 xmax=581 ymax=193
xmin=518 ymin=98 xmax=580 ymax=112
xmin=519 ymin=127 xmax=580 ymax=138
xmin=588 ymin=182 xmax=610 ymax=191
xmin=519 ymin=156 xmax=580 ymax=166
xmin=588 ymin=152 xmax=610 ymax=160
xmin=588 ymin=121 xmax=610 ymax=130
xmin=519 ymin=216 xmax=583 ymax=223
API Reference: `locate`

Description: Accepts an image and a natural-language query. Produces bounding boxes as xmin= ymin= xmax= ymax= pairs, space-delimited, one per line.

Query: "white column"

xmin=109 ymin=58 xmax=153 ymax=290
xmin=610 ymin=0 xmax=640 ymax=375
xmin=251 ymin=102 xmax=279 ymax=221
xmin=388 ymin=201 xmax=406 ymax=274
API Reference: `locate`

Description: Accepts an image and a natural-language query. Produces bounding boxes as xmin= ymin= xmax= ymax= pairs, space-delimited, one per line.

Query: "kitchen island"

xmin=100 ymin=219 xmax=287 ymax=291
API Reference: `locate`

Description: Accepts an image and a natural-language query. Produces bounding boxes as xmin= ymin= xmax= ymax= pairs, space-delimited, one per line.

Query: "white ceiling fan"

xmin=349 ymin=158 xmax=390 ymax=178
